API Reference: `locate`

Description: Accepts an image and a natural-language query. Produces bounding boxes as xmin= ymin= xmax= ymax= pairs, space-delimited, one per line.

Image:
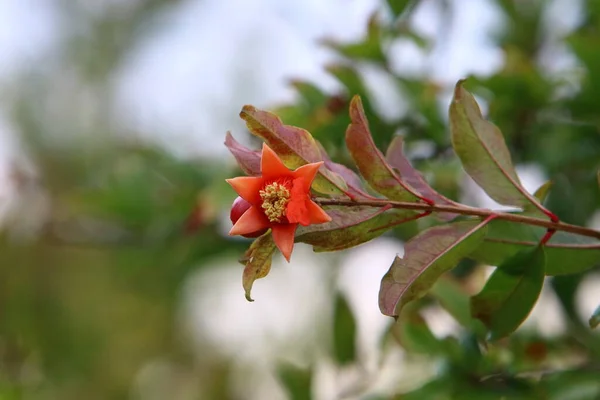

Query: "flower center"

xmin=260 ymin=181 xmax=291 ymax=222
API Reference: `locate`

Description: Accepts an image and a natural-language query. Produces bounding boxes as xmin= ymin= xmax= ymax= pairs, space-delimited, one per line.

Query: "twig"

xmin=314 ymin=198 xmax=600 ymax=240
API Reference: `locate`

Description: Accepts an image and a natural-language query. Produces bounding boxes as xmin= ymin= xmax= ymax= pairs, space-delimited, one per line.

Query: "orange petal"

xmin=292 ymin=161 xmax=323 ymax=191
xmin=229 ymin=206 xmax=270 ymax=236
xmin=271 ymin=223 xmax=298 ymax=262
xmin=306 ymin=200 xmax=332 ymax=225
xmin=261 ymin=144 xmax=292 ymax=180
xmin=287 ymin=178 xmax=310 ymax=225
xmin=226 ymin=176 xmax=263 ymax=205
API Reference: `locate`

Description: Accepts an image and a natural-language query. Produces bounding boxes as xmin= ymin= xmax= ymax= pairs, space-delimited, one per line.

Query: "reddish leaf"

xmin=316 ymin=141 xmax=373 ymax=199
xmin=449 ymin=81 xmax=549 ymax=217
xmin=240 ymin=232 xmax=277 ymax=302
xmin=346 ymin=96 xmax=423 ymax=202
xmin=226 ymin=131 xmax=370 ymax=199
xmin=379 ymin=220 xmax=489 ymax=317
xmin=296 ymin=206 xmax=415 ymax=252
xmin=224 ymin=132 xmax=261 ymax=176
xmin=386 ymin=136 xmax=459 ymax=220
xmin=240 ymin=105 xmax=348 ymax=195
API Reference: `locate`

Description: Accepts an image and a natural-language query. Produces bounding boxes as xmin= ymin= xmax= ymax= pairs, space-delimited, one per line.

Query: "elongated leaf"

xmin=391 ymin=310 xmax=447 ymax=355
xmin=590 ymin=304 xmax=600 ymax=329
xmin=296 ymin=206 xmax=414 ymax=252
xmin=289 ymin=80 xmax=327 ymax=106
xmin=470 ymin=220 xmax=600 ymax=275
xmin=379 ymin=219 xmax=489 ymax=317
xmin=540 ymin=369 xmax=600 ymax=400
xmin=224 ymin=132 xmax=261 ymax=175
xmin=323 ymin=14 xmax=385 ymax=63
xmin=346 ymin=96 xmax=421 ymax=202
xmin=316 ymin=141 xmax=372 ymax=199
xmin=332 ymin=293 xmax=357 ymax=364
xmin=533 ymin=180 xmax=553 ymax=204
xmin=226 ymin=132 xmax=369 ymax=198
xmin=387 ymin=0 xmax=412 ymax=18
xmin=240 ymin=232 xmax=277 ymax=302
xmin=326 ymin=65 xmax=368 ymax=100
xmin=430 ymin=278 xmax=486 ymax=337
xmin=240 ymin=105 xmax=348 ymax=195
xmin=471 ymin=246 xmax=546 ymax=340
xmin=386 ymin=135 xmax=459 ymax=220
xmin=277 ymin=363 xmax=312 ymax=400
xmin=449 ymin=81 xmax=547 ymax=215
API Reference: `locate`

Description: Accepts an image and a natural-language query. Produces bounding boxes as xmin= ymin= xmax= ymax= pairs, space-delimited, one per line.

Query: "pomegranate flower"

xmin=226 ymin=144 xmax=332 ymax=261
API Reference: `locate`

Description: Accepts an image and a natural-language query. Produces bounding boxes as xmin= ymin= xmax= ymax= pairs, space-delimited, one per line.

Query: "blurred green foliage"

xmin=0 ymin=0 xmax=599 ymax=399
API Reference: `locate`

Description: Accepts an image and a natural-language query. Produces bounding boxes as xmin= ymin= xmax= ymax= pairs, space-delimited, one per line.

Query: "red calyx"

xmin=230 ymin=196 xmax=268 ymax=238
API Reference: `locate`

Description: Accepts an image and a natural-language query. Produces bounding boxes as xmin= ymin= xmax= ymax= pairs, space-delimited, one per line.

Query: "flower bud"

xmin=230 ymin=197 xmax=267 ymax=238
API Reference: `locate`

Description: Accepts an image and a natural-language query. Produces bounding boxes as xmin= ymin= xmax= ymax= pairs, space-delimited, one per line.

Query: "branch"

xmin=314 ymin=198 xmax=600 ymax=240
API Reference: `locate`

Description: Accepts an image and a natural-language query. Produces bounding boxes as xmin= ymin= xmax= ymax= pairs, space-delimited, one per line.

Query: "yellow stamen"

xmin=260 ymin=182 xmax=290 ymax=222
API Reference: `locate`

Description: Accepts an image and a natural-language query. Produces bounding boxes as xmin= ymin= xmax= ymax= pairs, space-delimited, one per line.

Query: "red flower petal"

xmin=271 ymin=223 xmax=298 ymax=262
xmin=261 ymin=144 xmax=292 ymax=180
xmin=229 ymin=206 xmax=270 ymax=236
xmin=292 ymin=161 xmax=323 ymax=191
xmin=306 ymin=200 xmax=332 ymax=224
xmin=226 ymin=176 xmax=264 ymax=205
xmin=286 ymin=177 xmax=310 ymax=225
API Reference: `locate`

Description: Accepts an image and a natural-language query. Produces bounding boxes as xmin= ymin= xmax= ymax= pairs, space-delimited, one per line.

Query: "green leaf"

xmin=296 ymin=206 xmax=414 ymax=252
xmin=277 ymin=363 xmax=312 ymax=400
xmin=239 ymin=105 xmax=348 ymax=195
xmin=533 ymin=180 xmax=553 ymax=204
xmin=539 ymin=369 xmax=600 ymax=400
xmin=332 ymin=292 xmax=357 ymax=364
xmin=449 ymin=80 xmax=547 ymax=215
xmin=470 ymin=220 xmax=600 ymax=275
xmin=386 ymin=135 xmax=459 ymax=220
xmin=386 ymin=0 xmax=412 ymax=18
xmin=323 ymin=14 xmax=385 ymax=63
xmin=379 ymin=219 xmax=489 ymax=317
xmin=240 ymin=232 xmax=277 ymax=302
xmin=346 ymin=96 xmax=422 ymax=202
xmin=430 ymin=278 xmax=486 ymax=337
xmin=471 ymin=246 xmax=546 ymax=340
xmin=589 ymin=304 xmax=600 ymax=329
xmin=289 ymin=80 xmax=327 ymax=106
xmin=326 ymin=65 xmax=368 ymax=98
xmin=391 ymin=309 xmax=447 ymax=355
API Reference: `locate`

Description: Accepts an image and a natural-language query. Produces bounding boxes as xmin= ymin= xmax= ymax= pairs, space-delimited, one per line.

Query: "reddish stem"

xmin=542 ymin=209 xmax=560 ymax=223
xmin=419 ymin=196 xmax=436 ymax=207
xmin=540 ymin=229 xmax=556 ymax=245
xmin=314 ymin=198 xmax=600 ymax=240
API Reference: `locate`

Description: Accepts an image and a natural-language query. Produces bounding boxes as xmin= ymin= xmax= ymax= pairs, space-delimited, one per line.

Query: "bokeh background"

xmin=0 ymin=0 xmax=599 ymax=399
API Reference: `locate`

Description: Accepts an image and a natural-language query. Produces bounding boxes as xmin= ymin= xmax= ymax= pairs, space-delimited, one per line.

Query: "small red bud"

xmin=230 ymin=197 xmax=267 ymax=238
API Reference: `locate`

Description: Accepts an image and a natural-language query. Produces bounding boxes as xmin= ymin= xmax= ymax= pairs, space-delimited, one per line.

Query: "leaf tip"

xmin=350 ymin=94 xmax=362 ymax=107
xmin=245 ymin=292 xmax=255 ymax=302
xmin=453 ymin=79 xmax=468 ymax=99
xmin=349 ymin=95 xmax=365 ymax=120
xmin=239 ymin=105 xmax=256 ymax=120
